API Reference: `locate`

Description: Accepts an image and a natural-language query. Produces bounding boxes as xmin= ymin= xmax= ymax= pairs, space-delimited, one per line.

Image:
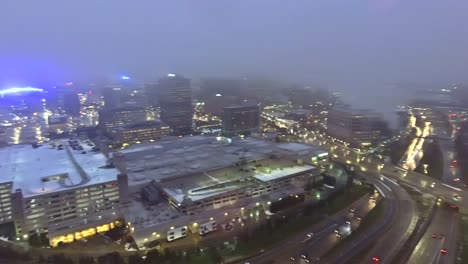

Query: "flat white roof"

xmin=277 ymin=142 xmax=317 ymax=152
xmin=118 ymin=136 xmax=327 ymax=188
xmin=120 ymin=136 xmax=273 ymax=184
xmin=0 ymin=139 xmax=119 ymax=197
xmin=253 ymin=164 xmax=315 ymax=182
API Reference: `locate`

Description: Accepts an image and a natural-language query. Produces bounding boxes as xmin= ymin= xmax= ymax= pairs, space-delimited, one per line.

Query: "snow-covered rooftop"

xmin=0 ymin=139 xmax=120 ymax=197
xmin=159 ymin=158 xmax=318 ymax=204
xmin=277 ymin=142 xmax=326 ymax=154
xmin=119 ymin=136 xmax=282 ymax=186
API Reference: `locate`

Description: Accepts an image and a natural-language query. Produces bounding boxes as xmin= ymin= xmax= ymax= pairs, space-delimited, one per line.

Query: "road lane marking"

xmin=441 ymin=183 xmax=461 ymax=192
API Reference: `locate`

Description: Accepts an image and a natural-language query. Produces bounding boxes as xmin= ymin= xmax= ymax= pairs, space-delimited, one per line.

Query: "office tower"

xmin=110 ymin=121 xmax=171 ymax=145
xmin=204 ymin=94 xmax=239 ymax=117
xmin=158 ymin=74 xmax=193 ymax=135
xmin=222 ymin=105 xmax=260 ymax=137
xmin=326 ymin=105 xmax=383 ymax=147
xmin=287 ymin=86 xmax=313 ymax=108
xmin=102 ymin=85 xmax=124 ymax=108
xmin=144 ymin=83 xmax=158 ymax=107
xmin=62 ymin=90 xmax=81 ymax=116
xmin=47 ymin=85 xmax=81 ymax=116
xmin=98 ymin=106 xmax=147 ymax=133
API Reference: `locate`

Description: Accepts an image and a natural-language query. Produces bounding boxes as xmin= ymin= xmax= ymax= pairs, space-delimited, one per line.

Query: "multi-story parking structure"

xmin=0 ymin=138 xmax=129 ymax=247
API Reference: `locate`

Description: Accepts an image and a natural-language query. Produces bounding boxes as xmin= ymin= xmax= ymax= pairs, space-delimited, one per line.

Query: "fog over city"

xmin=2 ymin=1 xmax=468 ymax=97
xmin=3 ymin=2 xmax=468 ymax=263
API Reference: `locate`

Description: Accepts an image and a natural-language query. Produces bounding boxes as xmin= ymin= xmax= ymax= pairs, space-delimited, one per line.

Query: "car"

xmin=356 ymin=217 xmax=362 ymax=221
xmin=450 ymin=205 xmax=458 ymax=209
xmin=432 ymin=234 xmax=437 ymax=238
xmin=440 ymin=249 xmax=447 ymax=254
xmin=372 ymin=256 xmax=380 ymax=262
xmin=306 ymin=232 xmax=314 ymax=238
xmin=290 ymin=257 xmax=295 ymax=261
xmin=439 ymin=235 xmax=445 ymax=239
xmin=350 ymin=208 xmax=355 ymax=213
xmin=345 ymin=221 xmax=351 ymax=226
xmin=301 ymin=252 xmax=309 ymax=259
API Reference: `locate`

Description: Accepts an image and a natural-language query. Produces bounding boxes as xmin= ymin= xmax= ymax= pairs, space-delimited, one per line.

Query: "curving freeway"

xmin=407 ymin=203 xmax=459 ymax=264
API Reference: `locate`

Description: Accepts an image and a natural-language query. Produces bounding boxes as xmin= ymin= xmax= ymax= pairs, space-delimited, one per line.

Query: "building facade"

xmin=222 ymin=105 xmax=260 ymax=137
xmin=0 ymin=181 xmax=13 ymax=226
xmin=327 ymin=106 xmax=383 ymax=147
xmin=158 ymin=74 xmax=193 ymax=135
xmin=0 ymin=140 xmax=129 ymax=246
xmin=110 ymin=121 xmax=171 ymax=145
xmin=102 ymin=85 xmax=124 ymax=108
xmin=98 ymin=106 xmax=147 ymax=133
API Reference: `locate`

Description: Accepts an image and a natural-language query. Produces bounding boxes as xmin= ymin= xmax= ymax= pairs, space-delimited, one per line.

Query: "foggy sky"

xmin=1 ymin=0 xmax=468 ymax=91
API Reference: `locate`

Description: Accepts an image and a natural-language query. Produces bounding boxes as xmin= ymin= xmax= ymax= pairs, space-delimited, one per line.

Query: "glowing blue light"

xmin=121 ymin=75 xmax=130 ymax=80
xmin=167 ymin=73 xmax=176 ymax=77
xmin=0 ymin=87 xmax=44 ymax=95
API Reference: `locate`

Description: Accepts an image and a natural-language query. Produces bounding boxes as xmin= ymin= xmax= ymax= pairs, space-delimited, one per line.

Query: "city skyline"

xmin=1 ymin=1 xmax=468 ymax=264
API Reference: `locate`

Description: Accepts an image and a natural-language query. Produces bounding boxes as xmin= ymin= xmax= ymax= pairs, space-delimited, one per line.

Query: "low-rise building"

xmin=113 ymin=136 xmax=330 ymax=246
xmin=160 ymin=158 xmax=320 ymax=214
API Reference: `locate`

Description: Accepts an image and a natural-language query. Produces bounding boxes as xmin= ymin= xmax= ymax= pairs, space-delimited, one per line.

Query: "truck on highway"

xmin=167 ymin=226 xmax=187 ymax=242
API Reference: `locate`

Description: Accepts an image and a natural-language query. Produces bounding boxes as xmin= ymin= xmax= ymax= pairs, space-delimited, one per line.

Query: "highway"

xmin=301 ymin=131 xmax=465 ymax=210
xmin=407 ymin=203 xmax=459 ymax=264
xmin=239 ymin=190 xmax=383 ymax=264
xmin=239 ymin=174 xmax=408 ymax=264
xmin=323 ymin=173 xmax=416 ymax=264
xmin=357 ymin=174 xmax=417 ymax=264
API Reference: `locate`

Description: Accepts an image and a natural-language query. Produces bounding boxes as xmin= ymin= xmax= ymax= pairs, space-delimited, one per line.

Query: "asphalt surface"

xmin=360 ymin=174 xmax=418 ymax=264
xmin=323 ymin=178 xmax=398 ymax=264
xmin=241 ymin=174 xmax=407 ymax=264
xmin=407 ymin=204 xmax=459 ymax=264
xmin=239 ymin=193 xmax=378 ymax=264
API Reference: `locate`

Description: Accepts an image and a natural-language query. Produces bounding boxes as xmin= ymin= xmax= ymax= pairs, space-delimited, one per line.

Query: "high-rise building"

xmin=222 ymin=105 xmax=260 ymax=137
xmin=144 ymin=83 xmax=158 ymax=107
xmin=47 ymin=85 xmax=81 ymax=116
xmin=204 ymin=94 xmax=239 ymax=117
xmin=326 ymin=105 xmax=383 ymax=147
xmin=158 ymin=74 xmax=192 ymax=135
xmin=102 ymin=85 xmax=124 ymax=108
xmin=98 ymin=106 xmax=147 ymax=133
xmin=287 ymin=86 xmax=313 ymax=108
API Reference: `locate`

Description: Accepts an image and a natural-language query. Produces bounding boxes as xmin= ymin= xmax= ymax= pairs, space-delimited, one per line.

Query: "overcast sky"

xmin=1 ymin=0 xmax=468 ymax=91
